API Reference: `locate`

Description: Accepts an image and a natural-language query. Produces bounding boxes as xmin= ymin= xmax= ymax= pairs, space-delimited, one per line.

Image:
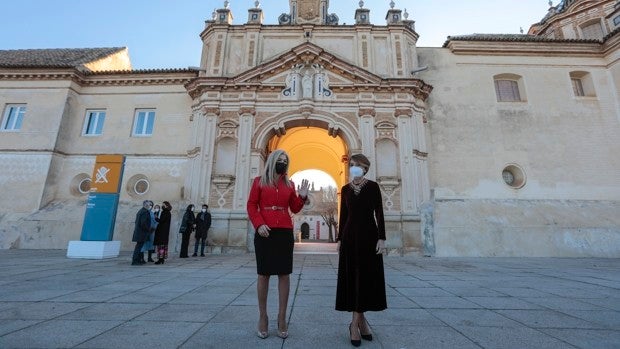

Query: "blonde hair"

xmin=260 ymin=149 xmax=292 ymax=187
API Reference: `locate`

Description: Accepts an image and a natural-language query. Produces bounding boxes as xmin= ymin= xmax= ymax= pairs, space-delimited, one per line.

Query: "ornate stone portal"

xmin=190 ymin=0 xmax=433 ymax=254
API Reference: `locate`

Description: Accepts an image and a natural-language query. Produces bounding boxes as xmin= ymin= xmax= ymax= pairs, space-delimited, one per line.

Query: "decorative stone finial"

xmin=404 ymin=8 xmax=409 ymax=20
xmin=520 ymin=27 xmax=524 ymax=34
xmin=212 ymin=8 xmax=217 ymax=20
xmin=224 ymin=0 xmax=229 ymax=9
xmin=390 ymin=1 xmax=395 ymax=9
xmin=548 ymin=0 xmax=553 ymax=6
xmin=359 ymin=0 xmax=364 ymax=8
xmin=255 ymin=0 xmax=260 ymax=8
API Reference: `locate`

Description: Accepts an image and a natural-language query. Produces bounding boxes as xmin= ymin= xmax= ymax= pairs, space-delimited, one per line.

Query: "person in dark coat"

xmin=193 ymin=204 xmax=212 ymax=257
xmin=247 ymin=149 xmax=309 ymax=339
xmin=335 ymin=154 xmax=387 ymax=347
xmin=179 ymin=204 xmax=195 ymax=258
xmin=132 ymin=200 xmax=152 ymax=265
xmin=153 ymin=201 xmax=172 ymax=264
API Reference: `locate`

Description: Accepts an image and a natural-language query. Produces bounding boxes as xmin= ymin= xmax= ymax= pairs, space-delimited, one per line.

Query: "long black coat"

xmin=335 ymin=180 xmax=387 ymax=312
xmin=153 ymin=209 xmax=171 ymax=245
xmin=179 ymin=210 xmax=195 ymax=234
xmin=132 ymin=207 xmax=151 ymax=242
xmin=195 ymin=211 xmax=211 ymax=239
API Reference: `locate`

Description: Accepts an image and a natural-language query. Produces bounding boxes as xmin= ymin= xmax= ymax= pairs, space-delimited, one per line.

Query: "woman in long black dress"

xmin=336 ymin=154 xmax=387 ymax=347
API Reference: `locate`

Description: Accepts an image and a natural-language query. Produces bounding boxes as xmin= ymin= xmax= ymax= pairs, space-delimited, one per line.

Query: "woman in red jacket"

xmin=247 ymin=149 xmax=309 ymax=339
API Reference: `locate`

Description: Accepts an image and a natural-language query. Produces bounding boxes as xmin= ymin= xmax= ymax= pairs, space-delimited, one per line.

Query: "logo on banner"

xmin=95 ymin=166 xmax=111 ymax=183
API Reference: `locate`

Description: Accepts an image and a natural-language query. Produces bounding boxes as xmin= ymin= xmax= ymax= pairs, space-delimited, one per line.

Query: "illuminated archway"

xmin=267 ymin=127 xmax=347 ymax=190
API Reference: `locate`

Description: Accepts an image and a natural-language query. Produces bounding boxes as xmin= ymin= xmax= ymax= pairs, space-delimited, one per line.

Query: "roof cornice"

xmin=0 ymin=67 xmax=198 ymax=86
xmin=443 ymin=36 xmax=605 ymax=56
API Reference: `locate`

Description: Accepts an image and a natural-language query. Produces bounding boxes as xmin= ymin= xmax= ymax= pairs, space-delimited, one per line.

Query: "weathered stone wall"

xmin=418 ymin=46 xmax=620 ymax=256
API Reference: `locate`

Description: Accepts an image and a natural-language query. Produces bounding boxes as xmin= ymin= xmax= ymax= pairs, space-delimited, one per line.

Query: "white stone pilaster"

xmin=186 ymin=110 xmax=204 ymax=203
xmin=234 ymin=110 xmax=255 ymax=210
xmin=397 ymin=111 xmax=417 ymax=213
xmin=200 ymin=110 xmax=219 ymax=204
xmin=359 ymin=111 xmax=376 ymax=180
xmin=413 ymin=111 xmax=430 ymax=203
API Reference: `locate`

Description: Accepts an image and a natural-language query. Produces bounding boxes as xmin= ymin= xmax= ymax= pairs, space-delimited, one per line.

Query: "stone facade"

xmin=0 ymin=0 xmax=618 ymax=256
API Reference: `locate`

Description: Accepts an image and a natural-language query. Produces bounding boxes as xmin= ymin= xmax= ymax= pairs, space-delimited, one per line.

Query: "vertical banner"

xmin=80 ymin=155 xmax=125 ymax=241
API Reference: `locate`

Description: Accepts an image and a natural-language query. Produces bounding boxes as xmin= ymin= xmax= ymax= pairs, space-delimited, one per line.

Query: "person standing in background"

xmin=132 ymin=200 xmax=152 ymax=265
xmin=193 ymin=204 xmax=212 ymax=257
xmin=142 ymin=202 xmax=158 ymax=263
xmin=179 ymin=204 xmax=195 ymax=258
xmin=154 ymin=201 xmax=172 ymax=265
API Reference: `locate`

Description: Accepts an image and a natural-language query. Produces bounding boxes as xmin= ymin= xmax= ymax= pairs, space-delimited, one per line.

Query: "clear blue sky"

xmin=0 ymin=0 xmax=550 ymax=69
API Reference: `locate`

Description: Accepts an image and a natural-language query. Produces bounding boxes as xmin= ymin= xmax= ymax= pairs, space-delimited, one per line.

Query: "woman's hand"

xmin=375 ymin=239 xmax=386 ymax=254
xmin=257 ymin=224 xmax=271 ymax=238
xmin=298 ymin=179 xmax=310 ymax=199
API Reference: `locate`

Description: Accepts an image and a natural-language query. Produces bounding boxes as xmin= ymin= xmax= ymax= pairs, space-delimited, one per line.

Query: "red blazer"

xmin=247 ymin=176 xmax=306 ymax=230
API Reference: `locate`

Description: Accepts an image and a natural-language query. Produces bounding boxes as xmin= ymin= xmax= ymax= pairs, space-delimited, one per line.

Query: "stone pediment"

xmin=232 ymin=42 xmax=383 ymax=86
xmin=185 ymin=42 xmax=432 ymax=100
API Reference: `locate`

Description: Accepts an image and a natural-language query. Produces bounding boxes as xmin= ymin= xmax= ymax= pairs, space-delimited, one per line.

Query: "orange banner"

xmin=90 ymin=155 xmax=124 ymax=194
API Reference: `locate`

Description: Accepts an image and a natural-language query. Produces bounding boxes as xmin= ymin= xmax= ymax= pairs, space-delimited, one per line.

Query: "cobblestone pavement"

xmin=0 ymin=249 xmax=619 ymax=348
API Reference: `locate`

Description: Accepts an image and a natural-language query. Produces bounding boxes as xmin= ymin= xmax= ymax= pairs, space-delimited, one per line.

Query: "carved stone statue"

xmin=302 ymin=72 xmax=313 ymax=98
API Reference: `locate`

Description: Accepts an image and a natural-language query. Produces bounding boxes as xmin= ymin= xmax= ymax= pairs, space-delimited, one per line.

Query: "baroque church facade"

xmin=0 ymin=0 xmax=619 ymax=257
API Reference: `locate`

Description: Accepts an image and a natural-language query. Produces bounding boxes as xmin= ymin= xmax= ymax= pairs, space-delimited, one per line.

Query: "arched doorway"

xmin=300 ymin=222 xmax=310 ymax=240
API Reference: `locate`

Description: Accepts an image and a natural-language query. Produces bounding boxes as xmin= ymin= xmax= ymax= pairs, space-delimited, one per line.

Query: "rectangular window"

xmin=83 ymin=110 xmax=106 ymax=136
xmin=495 ymin=80 xmax=521 ymax=102
xmin=132 ymin=109 xmax=155 ymax=136
xmin=581 ymin=21 xmax=604 ymax=40
xmin=571 ymin=78 xmax=585 ymax=97
xmin=1 ymin=104 xmax=26 ymax=131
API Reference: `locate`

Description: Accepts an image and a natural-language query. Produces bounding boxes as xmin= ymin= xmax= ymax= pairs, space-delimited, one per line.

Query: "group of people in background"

xmin=179 ymin=204 xmax=212 ymax=258
xmin=132 ymin=201 xmax=212 ymax=265
xmin=132 ymin=200 xmax=172 ymax=265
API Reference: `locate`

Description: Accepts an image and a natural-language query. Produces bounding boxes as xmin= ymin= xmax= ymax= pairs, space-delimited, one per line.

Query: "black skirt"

xmin=254 ymin=228 xmax=294 ymax=275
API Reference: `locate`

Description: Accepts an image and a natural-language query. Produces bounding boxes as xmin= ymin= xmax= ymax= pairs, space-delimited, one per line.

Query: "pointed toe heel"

xmin=277 ymin=321 xmax=288 ymax=339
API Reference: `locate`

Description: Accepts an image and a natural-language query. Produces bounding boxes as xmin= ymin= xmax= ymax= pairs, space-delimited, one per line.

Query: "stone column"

xmin=198 ymin=108 xmax=220 ymax=204
xmin=186 ymin=109 xmax=203 ymax=203
xmin=413 ymin=109 xmax=430 ymax=204
xmin=358 ymin=108 xmax=377 ymax=180
xmin=233 ymin=108 xmax=256 ymax=211
xmin=395 ymin=108 xmax=417 ymax=213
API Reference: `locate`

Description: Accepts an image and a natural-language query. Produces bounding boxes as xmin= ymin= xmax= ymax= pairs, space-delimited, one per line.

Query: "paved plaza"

xmin=0 ymin=248 xmax=619 ymax=348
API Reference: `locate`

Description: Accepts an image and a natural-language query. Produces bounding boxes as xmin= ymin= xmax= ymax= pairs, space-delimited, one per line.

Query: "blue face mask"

xmin=349 ymin=166 xmax=364 ymax=180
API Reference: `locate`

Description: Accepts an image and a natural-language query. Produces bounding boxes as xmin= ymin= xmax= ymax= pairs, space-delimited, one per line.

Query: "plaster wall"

xmin=418 ymin=47 xmax=620 ymax=256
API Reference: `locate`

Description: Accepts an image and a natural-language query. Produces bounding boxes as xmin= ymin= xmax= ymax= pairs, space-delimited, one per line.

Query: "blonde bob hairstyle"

xmin=259 ymin=149 xmax=292 ymax=187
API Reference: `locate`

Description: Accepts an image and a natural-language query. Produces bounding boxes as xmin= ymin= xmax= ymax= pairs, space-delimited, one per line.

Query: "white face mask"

xmin=201 ymin=209 xmax=207 ymax=213
xmin=349 ymin=166 xmax=364 ymax=180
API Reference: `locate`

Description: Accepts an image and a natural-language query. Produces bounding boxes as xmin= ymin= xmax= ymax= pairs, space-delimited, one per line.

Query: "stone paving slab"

xmin=0 ymin=250 xmax=618 ymax=348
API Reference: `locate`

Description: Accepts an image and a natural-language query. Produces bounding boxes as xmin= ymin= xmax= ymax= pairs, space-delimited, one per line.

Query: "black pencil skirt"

xmin=254 ymin=228 xmax=294 ymax=275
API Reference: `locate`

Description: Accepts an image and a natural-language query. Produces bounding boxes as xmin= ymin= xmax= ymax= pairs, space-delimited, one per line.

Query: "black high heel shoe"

xmin=349 ymin=323 xmax=361 ymax=347
xmin=359 ymin=320 xmax=373 ymax=341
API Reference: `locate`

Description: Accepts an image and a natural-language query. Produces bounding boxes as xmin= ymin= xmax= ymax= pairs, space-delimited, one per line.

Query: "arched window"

xmin=493 ymin=74 xmax=525 ymax=102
